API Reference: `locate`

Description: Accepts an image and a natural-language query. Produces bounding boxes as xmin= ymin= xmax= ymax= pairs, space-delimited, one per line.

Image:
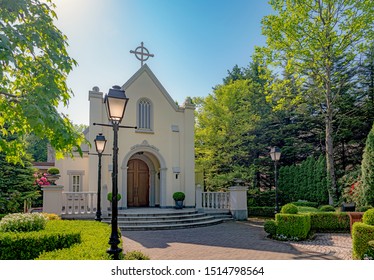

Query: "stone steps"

xmin=103 ymin=208 xmax=231 ymax=231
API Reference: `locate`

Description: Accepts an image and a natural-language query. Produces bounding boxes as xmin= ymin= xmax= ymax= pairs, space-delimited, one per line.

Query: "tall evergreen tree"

xmin=361 ymin=123 xmax=374 ymax=206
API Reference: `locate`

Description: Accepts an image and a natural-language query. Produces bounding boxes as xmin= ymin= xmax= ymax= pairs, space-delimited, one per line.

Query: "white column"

xmin=195 ymin=184 xmax=203 ymax=212
xmin=42 ymin=185 xmax=64 ymax=215
xmin=229 ymin=186 xmax=248 ymax=220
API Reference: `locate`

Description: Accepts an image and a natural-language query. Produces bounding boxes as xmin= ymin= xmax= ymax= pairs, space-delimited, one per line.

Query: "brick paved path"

xmin=122 ymin=220 xmax=352 ymax=260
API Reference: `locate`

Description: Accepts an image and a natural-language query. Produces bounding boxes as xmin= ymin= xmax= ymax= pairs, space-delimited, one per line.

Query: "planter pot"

xmin=45 ymin=174 xmax=60 ymax=185
xmin=174 ymin=200 xmax=184 ymax=209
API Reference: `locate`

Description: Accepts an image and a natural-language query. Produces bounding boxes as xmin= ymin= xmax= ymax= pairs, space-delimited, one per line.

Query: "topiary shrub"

xmin=352 ymin=222 xmax=374 ymax=259
xmin=264 ymin=220 xmax=277 ymax=237
xmin=275 ymin=214 xmax=311 ymax=240
xmin=124 ymin=250 xmax=150 ymax=260
xmin=107 ymin=192 xmax=122 ymax=202
xmin=47 ymin=167 xmax=60 ymax=175
xmin=309 ymin=212 xmax=350 ymax=232
xmin=173 ymin=192 xmax=185 ymax=201
xmin=291 ymin=201 xmax=319 ymax=208
xmin=0 ymin=213 xmax=47 ymax=232
xmin=319 ymin=205 xmax=336 ymax=212
xmin=363 ymin=208 xmax=374 ymax=226
xmin=280 ymin=203 xmax=298 ymax=214
xmin=364 ymin=240 xmax=374 ymax=260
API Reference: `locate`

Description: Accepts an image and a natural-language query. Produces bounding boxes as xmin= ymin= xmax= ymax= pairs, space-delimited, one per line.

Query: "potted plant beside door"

xmin=173 ymin=192 xmax=185 ymax=209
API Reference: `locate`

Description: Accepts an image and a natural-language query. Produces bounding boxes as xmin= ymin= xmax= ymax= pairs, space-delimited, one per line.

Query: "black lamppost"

xmin=270 ymin=146 xmax=281 ymax=213
xmin=94 ymin=133 xmax=107 ymax=222
xmin=104 ymin=85 xmax=129 ymax=260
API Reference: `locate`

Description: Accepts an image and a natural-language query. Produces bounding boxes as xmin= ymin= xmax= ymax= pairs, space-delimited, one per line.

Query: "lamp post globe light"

xmin=94 ymin=133 xmax=107 ymax=222
xmin=105 ymin=85 xmax=129 ymax=260
xmin=270 ymin=146 xmax=281 ymax=213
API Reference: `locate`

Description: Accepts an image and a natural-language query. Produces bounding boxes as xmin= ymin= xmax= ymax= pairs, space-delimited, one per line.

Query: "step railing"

xmin=61 ymin=192 xmax=97 ymax=215
xmin=201 ymin=192 xmax=230 ymax=209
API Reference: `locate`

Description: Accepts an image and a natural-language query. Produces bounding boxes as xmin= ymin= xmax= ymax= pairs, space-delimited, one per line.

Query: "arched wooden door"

xmin=127 ymin=159 xmax=149 ymax=207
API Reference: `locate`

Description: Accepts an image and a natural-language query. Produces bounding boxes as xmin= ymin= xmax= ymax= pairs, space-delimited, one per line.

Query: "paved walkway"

xmin=122 ymin=220 xmax=352 ymax=260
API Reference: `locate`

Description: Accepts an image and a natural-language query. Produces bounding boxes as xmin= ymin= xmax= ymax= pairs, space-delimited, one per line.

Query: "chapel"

xmin=55 ymin=62 xmax=196 ymax=209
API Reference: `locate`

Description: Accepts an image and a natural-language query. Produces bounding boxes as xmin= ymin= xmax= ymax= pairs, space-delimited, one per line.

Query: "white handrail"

xmin=62 ymin=192 xmax=97 ymax=215
xmin=201 ymin=192 xmax=230 ymax=209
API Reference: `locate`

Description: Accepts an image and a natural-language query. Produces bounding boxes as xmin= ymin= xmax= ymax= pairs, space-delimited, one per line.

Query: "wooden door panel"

xmin=127 ymin=159 xmax=149 ymax=207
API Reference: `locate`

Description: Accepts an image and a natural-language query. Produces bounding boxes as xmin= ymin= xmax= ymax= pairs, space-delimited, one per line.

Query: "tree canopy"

xmin=0 ymin=0 xmax=84 ymax=163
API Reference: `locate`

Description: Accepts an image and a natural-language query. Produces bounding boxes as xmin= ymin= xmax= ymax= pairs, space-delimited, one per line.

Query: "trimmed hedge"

xmin=309 ymin=212 xmax=350 ymax=232
xmin=0 ymin=227 xmax=81 ymax=259
xmin=352 ymin=222 xmax=374 ymax=259
xmin=248 ymin=207 xmax=275 ymax=217
xmin=36 ymin=220 xmax=115 ymax=260
xmin=280 ymin=203 xmax=298 ymax=214
xmin=291 ymin=201 xmax=319 ymax=208
xmin=275 ymin=214 xmax=311 ymax=240
xmin=319 ymin=205 xmax=336 ymax=212
xmin=264 ymin=220 xmax=277 ymax=237
xmin=363 ymin=209 xmax=374 ymax=226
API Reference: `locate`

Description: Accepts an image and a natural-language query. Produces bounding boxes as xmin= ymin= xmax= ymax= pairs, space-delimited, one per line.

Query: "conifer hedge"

xmin=278 ymin=156 xmax=329 ymax=205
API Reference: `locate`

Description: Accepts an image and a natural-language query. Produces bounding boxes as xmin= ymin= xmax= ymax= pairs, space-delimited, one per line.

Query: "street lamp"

xmin=105 ymin=85 xmax=129 ymax=260
xmin=270 ymin=146 xmax=281 ymax=213
xmin=94 ymin=133 xmax=107 ymax=222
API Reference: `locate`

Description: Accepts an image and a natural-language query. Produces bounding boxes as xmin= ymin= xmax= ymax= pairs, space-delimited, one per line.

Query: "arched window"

xmin=137 ymin=98 xmax=152 ymax=131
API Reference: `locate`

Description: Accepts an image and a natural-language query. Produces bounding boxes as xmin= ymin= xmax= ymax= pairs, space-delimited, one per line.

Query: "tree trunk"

xmin=325 ymin=92 xmax=337 ymax=205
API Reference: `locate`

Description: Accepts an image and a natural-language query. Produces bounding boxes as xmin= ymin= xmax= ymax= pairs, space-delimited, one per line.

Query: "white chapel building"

xmin=55 ymin=63 xmax=196 ymax=209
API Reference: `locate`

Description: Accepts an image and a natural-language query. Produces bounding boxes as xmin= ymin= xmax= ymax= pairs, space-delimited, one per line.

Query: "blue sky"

xmin=55 ymin=0 xmax=273 ymax=125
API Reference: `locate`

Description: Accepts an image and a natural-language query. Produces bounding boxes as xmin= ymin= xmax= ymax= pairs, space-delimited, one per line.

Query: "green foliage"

xmin=361 ymin=124 xmax=374 ymax=206
xmin=37 ymin=220 xmax=116 ymax=260
xmin=248 ymin=207 xmax=275 ymax=218
xmin=291 ymin=201 xmax=319 ymax=208
xmin=107 ymin=193 xmax=122 ymax=202
xmin=124 ymin=251 xmax=150 ymax=260
xmin=172 ymin=192 xmax=185 ymax=201
xmin=0 ymin=213 xmax=47 ymax=232
xmin=248 ymin=189 xmax=277 ymax=207
xmin=278 ymin=156 xmax=329 ymax=205
xmin=275 ymin=214 xmax=311 ymax=240
xmin=0 ymin=221 xmax=81 ymax=259
xmin=47 ymin=167 xmax=59 ymax=175
xmin=319 ymin=205 xmax=336 ymax=212
xmin=363 ymin=209 xmax=374 ymax=226
xmin=352 ymin=222 xmax=374 ymax=259
xmin=0 ymin=152 xmax=40 ymax=214
xmin=280 ymin=203 xmax=298 ymax=214
xmin=309 ymin=212 xmax=350 ymax=232
xmin=0 ymin=0 xmax=84 ymax=164
xmin=364 ymin=240 xmax=374 ymax=260
xmin=296 ymin=206 xmax=319 ymax=213
xmin=263 ymin=220 xmax=277 ymax=237
xmin=357 ymin=206 xmax=373 ymax=212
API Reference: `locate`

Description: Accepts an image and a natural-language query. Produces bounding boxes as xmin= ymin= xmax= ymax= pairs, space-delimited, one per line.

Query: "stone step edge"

xmin=119 ymin=219 xmax=223 ymax=231
xmin=105 ymin=216 xmax=215 ymax=226
xmin=105 ymin=213 xmax=208 ymax=221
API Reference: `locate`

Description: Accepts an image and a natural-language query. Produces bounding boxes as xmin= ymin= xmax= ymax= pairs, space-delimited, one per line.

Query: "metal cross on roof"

xmin=130 ymin=42 xmax=154 ymax=67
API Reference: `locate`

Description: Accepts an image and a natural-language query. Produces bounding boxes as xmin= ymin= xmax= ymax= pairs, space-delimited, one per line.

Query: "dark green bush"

xmin=291 ymin=201 xmax=319 ymax=208
xmin=0 ymin=228 xmax=81 ymax=259
xmin=275 ymin=214 xmax=311 ymax=240
xmin=247 ymin=189 xmax=277 ymax=207
xmin=264 ymin=220 xmax=277 ymax=237
xmin=47 ymin=167 xmax=60 ymax=175
xmin=248 ymin=207 xmax=275 ymax=217
xmin=357 ymin=206 xmax=373 ymax=212
xmin=319 ymin=205 xmax=336 ymax=212
xmin=309 ymin=212 xmax=350 ymax=232
xmin=280 ymin=203 xmax=298 ymax=214
xmin=172 ymin=192 xmax=185 ymax=201
xmin=363 ymin=209 xmax=374 ymax=226
xmin=124 ymin=250 xmax=150 ymax=260
xmin=352 ymin=222 xmax=374 ymax=259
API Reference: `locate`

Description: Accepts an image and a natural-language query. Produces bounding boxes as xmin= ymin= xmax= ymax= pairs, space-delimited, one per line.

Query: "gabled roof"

xmin=121 ymin=64 xmax=183 ymax=112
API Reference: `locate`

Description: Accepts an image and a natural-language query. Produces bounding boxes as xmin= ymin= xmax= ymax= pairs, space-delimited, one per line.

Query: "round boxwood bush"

xmin=264 ymin=220 xmax=277 ymax=237
xmin=0 ymin=213 xmax=47 ymax=232
xmin=47 ymin=167 xmax=60 ymax=175
xmin=107 ymin=192 xmax=122 ymax=202
xmin=280 ymin=203 xmax=298 ymax=214
xmin=173 ymin=192 xmax=185 ymax=201
xmin=319 ymin=205 xmax=335 ymax=212
xmin=363 ymin=209 xmax=374 ymax=226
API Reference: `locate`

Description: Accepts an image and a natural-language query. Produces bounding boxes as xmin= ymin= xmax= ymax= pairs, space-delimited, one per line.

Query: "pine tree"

xmin=361 ymin=123 xmax=374 ymax=206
